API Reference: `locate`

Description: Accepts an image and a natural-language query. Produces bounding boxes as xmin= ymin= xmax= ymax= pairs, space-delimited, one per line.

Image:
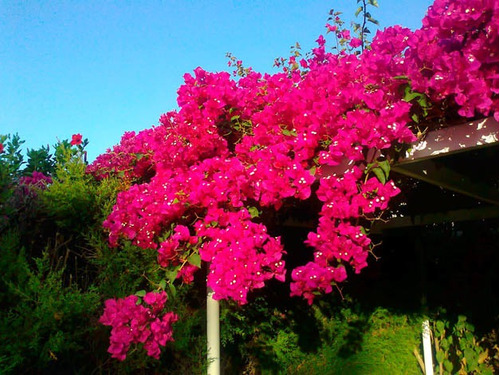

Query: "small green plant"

xmin=430 ymin=315 xmax=496 ymax=375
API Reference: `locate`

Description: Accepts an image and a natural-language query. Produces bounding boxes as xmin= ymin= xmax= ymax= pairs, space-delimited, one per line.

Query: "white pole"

xmin=422 ymin=320 xmax=434 ymax=375
xmin=207 ymin=288 xmax=220 ymax=375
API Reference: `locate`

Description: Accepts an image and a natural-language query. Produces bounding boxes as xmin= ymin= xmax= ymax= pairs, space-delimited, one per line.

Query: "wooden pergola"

xmin=208 ymin=117 xmax=499 ymax=375
xmin=373 ymin=116 xmax=499 ymax=232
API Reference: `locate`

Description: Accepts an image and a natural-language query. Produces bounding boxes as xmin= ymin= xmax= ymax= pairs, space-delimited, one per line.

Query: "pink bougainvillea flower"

xmin=100 ymin=292 xmax=177 ymax=361
xmin=349 ymin=37 xmax=362 ymax=48
xmin=325 ymin=23 xmax=337 ymax=33
xmin=71 ymin=133 xmax=83 ymax=146
xmin=340 ymin=29 xmax=351 ymax=40
xmin=0 ymin=143 xmax=4 ymax=153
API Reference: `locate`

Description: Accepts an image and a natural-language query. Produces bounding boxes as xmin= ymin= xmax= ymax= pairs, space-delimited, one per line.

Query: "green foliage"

xmin=220 ymin=295 xmax=424 ymax=374
xmin=431 ymin=314 xmax=497 ymax=375
xmin=0 ymin=134 xmax=25 ymax=223
xmin=89 ymin=238 xmax=162 ymax=299
xmin=0 ymin=133 xmax=25 ymax=182
xmin=161 ymin=285 xmax=208 ymax=375
xmin=221 ymin=301 xmax=496 ymax=375
xmin=0 ymin=229 xmax=28 ymax=305
xmin=40 ymin=144 xmax=95 ymax=231
xmin=401 ymin=84 xmax=432 ymax=123
xmin=0 ymin=249 xmax=100 ymax=374
xmin=24 ymin=145 xmax=55 ymax=176
xmin=366 ymin=159 xmax=391 ymax=184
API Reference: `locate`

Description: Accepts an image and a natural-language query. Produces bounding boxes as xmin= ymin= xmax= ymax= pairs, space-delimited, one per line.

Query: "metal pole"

xmin=422 ymin=320 xmax=434 ymax=375
xmin=207 ymin=288 xmax=220 ymax=375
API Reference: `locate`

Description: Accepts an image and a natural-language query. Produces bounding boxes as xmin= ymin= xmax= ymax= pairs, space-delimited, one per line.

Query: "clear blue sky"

xmin=1 ymin=0 xmax=434 ymax=162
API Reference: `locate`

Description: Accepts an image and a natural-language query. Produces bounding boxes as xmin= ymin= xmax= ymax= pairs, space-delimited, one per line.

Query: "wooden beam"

xmin=371 ymin=206 xmax=498 ymax=233
xmin=283 ymin=205 xmax=499 ymax=232
xmin=398 ymin=117 xmax=499 ymax=165
xmin=392 ymin=116 xmax=499 ymax=205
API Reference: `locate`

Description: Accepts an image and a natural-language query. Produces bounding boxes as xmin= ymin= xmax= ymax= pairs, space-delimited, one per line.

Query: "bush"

xmin=0 ymin=250 xmax=100 ymax=374
xmin=220 ymin=294 xmax=424 ymax=374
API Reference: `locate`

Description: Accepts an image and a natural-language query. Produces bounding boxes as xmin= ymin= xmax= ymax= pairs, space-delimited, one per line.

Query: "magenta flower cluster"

xmin=19 ymin=171 xmax=52 ymax=188
xmin=17 ymin=171 xmax=52 ymax=198
xmin=99 ymin=291 xmax=178 ymax=361
xmin=406 ymin=0 xmax=498 ymax=119
xmin=90 ymin=0 xmax=498 ymax=360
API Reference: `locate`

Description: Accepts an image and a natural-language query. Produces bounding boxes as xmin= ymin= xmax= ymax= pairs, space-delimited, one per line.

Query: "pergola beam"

xmin=397 ymin=117 xmax=499 ymax=165
xmin=371 ymin=206 xmax=498 ymax=233
xmin=393 ymin=116 xmax=499 ymax=205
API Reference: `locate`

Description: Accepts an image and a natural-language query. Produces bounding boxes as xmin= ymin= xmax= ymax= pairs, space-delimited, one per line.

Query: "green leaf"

xmin=368 ymin=0 xmax=379 ymax=7
xmin=231 ymin=115 xmax=240 ymax=122
xmin=403 ymin=86 xmax=422 ymax=102
xmin=166 ymin=268 xmax=179 ymax=283
xmin=187 ymin=252 xmax=201 ymax=268
xmin=158 ymin=279 xmax=166 ymax=290
xmin=378 ymin=160 xmax=390 ymax=179
xmin=372 ymin=167 xmax=386 ymax=183
xmin=465 ymin=332 xmax=474 ymax=343
xmin=168 ymin=283 xmax=177 ymax=299
xmin=135 ymin=290 xmax=146 ymax=297
xmin=464 ymin=348 xmax=475 ymax=365
xmin=355 ymin=6 xmax=363 ymax=17
xmin=309 ymin=166 xmax=317 ymax=176
xmin=436 ymin=350 xmax=445 ymax=363
xmin=436 ymin=320 xmax=445 ymax=335
xmin=444 ymin=359 xmax=453 ymax=372
xmin=417 ymin=96 xmax=430 ymax=109
xmin=247 ymin=206 xmax=260 ymax=218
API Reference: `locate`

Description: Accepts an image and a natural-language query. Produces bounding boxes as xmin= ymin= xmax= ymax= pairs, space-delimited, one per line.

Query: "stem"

xmin=361 ymin=0 xmax=367 ymax=52
xmin=413 ymin=347 xmax=426 ymax=374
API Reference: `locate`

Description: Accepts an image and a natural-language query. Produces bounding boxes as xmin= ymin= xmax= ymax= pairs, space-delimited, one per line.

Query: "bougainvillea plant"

xmin=90 ymin=0 xmax=498 ymax=360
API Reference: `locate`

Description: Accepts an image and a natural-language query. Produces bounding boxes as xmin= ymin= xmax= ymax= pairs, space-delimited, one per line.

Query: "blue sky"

xmin=1 ymin=0 xmax=434 ymax=162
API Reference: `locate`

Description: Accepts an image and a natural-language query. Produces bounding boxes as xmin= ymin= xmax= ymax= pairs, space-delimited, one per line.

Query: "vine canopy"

xmin=88 ymin=0 xmax=498 ymax=361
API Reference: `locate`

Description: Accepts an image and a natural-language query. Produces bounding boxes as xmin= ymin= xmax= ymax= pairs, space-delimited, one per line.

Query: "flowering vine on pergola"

xmin=89 ymin=0 xmax=498 ymax=362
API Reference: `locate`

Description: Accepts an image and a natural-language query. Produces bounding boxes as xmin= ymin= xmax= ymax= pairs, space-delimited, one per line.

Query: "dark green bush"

xmin=0 ymin=249 xmax=100 ymax=374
